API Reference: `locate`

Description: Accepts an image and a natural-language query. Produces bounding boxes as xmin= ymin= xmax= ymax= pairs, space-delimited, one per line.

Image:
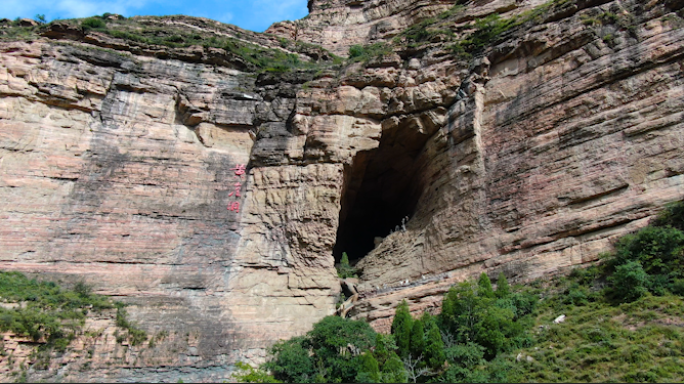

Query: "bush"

xmin=608 ymin=261 xmax=649 ymax=302
xmin=81 ymin=17 xmax=106 ymax=31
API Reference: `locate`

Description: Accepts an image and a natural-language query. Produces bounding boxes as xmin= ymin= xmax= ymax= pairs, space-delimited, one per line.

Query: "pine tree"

xmin=409 ymin=319 xmax=425 ymax=360
xmin=356 ymin=352 xmax=381 ymax=383
xmin=495 ymin=272 xmax=511 ymax=298
xmin=391 ymin=300 xmax=413 ymax=359
xmin=439 ymin=287 xmax=458 ymax=333
xmin=337 ymin=252 xmax=356 ymax=278
xmin=478 ymin=273 xmax=495 ymax=299
xmin=424 ymin=323 xmax=446 ymax=370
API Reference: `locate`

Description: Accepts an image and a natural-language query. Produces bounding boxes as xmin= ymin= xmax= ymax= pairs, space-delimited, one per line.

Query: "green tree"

xmin=263 ymin=337 xmax=315 ymax=383
xmin=391 ymin=300 xmax=413 ymax=359
xmin=356 ymin=352 xmax=381 ymax=383
xmin=35 ymin=14 xmax=46 ymax=24
xmin=306 ymin=316 xmax=376 ymax=382
xmin=424 ymin=323 xmax=445 ymax=370
xmin=337 ymin=252 xmax=357 ymax=278
xmin=409 ymin=320 xmax=425 ymax=360
xmin=381 ymin=353 xmax=408 ymax=383
xmin=373 ymin=333 xmax=397 ymax=366
xmin=495 ymin=272 xmax=510 ymax=298
xmin=474 ymin=304 xmax=516 ymax=359
xmin=478 ymin=273 xmax=495 ymax=299
xmin=608 ymin=260 xmax=649 ymax=302
xmin=440 ymin=281 xmax=481 ymax=342
xmin=443 ymin=342 xmax=486 ymax=383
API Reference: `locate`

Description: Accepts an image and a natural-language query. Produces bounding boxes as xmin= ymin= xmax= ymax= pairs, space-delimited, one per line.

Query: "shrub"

xmin=81 ymin=17 xmax=106 ymax=31
xmin=608 ymin=261 xmax=649 ymax=302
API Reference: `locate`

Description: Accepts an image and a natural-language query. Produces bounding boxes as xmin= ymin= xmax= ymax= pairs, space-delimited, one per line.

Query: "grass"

xmin=488 ymin=288 xmax=684 ymax=382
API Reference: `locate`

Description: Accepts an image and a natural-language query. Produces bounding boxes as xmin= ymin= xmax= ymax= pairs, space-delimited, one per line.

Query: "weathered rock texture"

xmin=1 ymin=0 xmax=684 ymax=380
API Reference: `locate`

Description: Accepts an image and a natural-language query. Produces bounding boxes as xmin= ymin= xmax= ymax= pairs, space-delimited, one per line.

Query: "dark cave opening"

xmin=333 ymin=127 xmax=428 ymax=265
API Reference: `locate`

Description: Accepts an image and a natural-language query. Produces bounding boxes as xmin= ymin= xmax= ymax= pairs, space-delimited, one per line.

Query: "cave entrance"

xmin=333 ymin=122 xmax=428 ymax=265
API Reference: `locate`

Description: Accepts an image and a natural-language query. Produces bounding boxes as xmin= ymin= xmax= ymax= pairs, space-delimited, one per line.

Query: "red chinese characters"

xmin=227 ymin=164 xmax=246 ymax=213
xmin=228 ymin=182 xmax=241 ymax=197
xmin=231 ymin=164 xmax=246 ymax=178
xmin=227 ymin=201 xmax=240 ymax=212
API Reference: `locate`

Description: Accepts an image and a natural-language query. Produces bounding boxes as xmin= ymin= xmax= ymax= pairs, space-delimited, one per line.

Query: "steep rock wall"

xmin=0 ymin=0 xmax=683 ymax=380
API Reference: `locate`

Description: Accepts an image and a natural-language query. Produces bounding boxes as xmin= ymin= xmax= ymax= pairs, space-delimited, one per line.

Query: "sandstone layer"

xmin=0 ymin=0 xmax=683 ymax=380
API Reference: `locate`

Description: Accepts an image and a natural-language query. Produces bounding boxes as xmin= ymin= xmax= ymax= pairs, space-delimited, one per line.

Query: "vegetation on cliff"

xmin=0 ymin=271 xmax=147 ymax=374
xmin=1 ymin=13 xmax=343 ymax=74
xmin=235 ymin=200 xmax=684 ymax=383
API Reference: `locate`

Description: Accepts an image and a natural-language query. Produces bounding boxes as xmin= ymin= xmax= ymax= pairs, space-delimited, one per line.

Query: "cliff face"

xmin=1 ymin=0 xmax=684 ymax=380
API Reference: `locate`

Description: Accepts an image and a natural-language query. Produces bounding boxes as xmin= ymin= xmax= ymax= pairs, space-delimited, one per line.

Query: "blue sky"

xmin=2 ymin=0 xmax=310 ymax=32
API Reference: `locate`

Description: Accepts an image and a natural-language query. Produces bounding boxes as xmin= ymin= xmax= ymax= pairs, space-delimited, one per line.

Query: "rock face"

xmin=1 ymin=0 xmax=684 ymax=380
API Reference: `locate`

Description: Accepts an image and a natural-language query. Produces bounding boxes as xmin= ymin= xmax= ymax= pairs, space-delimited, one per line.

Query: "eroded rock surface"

xmin=0 ymin=0 xmax=683 ymax=380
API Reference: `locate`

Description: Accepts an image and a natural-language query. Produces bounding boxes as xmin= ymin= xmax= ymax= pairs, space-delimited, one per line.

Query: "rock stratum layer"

xmin=1 ymin=0 xmax=684 ymax=381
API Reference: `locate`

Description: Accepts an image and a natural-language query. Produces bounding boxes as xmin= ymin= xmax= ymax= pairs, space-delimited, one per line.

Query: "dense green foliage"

xmin=0 ymin=271 xmax=147 ymax=355
xmin=604 ymin=201 xmax=684 ymax=302
xmin=263 ymin=316 xmax=376 ymax=383
xmin=237 ymin=201 xmax=684 ymax=383
xmin=0 ymin=272 xmax=111 ymax=348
